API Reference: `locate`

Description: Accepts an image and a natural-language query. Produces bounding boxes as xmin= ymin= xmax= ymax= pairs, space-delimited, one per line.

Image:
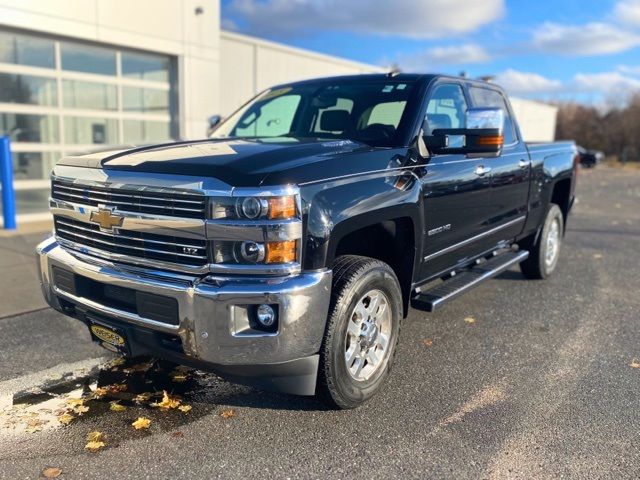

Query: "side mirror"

xmin=206 ymin=114 xmax=223 ymax=136
xmin=425 ymin=107 xmax=505 ymax=156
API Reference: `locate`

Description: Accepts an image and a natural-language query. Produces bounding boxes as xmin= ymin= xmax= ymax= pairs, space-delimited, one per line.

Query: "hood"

xmin=57 ymin=138 xmax=378 ymax=187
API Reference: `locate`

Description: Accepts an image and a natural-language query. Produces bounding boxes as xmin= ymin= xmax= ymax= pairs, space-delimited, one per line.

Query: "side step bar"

xmin=411 ymin=249 xmax=529 ymax=312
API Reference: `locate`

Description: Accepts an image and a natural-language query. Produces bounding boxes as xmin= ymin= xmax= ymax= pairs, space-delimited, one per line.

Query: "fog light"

xmin=256 ymin=304 xmax=276 ymax=327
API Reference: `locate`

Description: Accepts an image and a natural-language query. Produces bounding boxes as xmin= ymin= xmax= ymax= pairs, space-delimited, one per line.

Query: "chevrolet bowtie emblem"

xmin=90 ymin=208 xmax=124 ymax=230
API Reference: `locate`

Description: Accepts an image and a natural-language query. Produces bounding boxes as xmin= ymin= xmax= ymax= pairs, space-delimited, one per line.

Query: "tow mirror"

xmin=206 ymin=114 xmax=223 ymax=136
xmin=425 ymin=107 xmax=505 ymax=156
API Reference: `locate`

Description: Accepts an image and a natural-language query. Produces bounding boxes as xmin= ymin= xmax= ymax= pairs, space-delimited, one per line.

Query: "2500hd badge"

xmin=37 ymin=73 xmax=577 ymax=409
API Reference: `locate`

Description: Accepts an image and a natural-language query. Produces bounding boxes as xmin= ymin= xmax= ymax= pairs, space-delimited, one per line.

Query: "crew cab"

xmin=37 ymin=74 xmax=577 ymax=409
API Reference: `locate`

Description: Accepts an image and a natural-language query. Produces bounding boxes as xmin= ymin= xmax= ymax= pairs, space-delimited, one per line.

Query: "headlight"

xmin=209 ymin=195 xmax=298 ymax=220
xmin=213 ymin=240 xmax=298 ymax=265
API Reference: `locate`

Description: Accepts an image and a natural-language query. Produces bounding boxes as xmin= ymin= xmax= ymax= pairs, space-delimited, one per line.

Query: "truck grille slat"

xmin=54 ymin=216 xmax=208 ymax=267
xmin=52 ymin=180 xmax=207 ymax=219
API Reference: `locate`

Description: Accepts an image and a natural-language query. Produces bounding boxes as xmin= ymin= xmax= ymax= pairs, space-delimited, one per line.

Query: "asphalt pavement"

xmin=1 ymin=166 xmax=639 ymax=479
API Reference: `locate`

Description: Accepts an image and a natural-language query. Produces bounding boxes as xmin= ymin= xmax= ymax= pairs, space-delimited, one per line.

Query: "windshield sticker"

xmin=397 ymin=84 xmax=407 ymax=90
xmin=382 ymin=85 xmax=394 ymax=93
xmin=259 ymin=87 xmax=292 ymax=101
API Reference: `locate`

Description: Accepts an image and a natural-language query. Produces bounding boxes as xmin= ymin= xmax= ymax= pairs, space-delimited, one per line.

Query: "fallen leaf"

xmin=91 ymin=387 xmax=109 ymax=398
xmin=109 ymin=401 xmax=127 ymax=412
xmin=178 ymin=405 xmax=192 ymax=413
xmin=422 ymin=339 xmax=433 ymax=347
xmin=134 ymin=392 xmax=152 ymax=404
xmin=42 ymin=467 xmax=62 ymax=478
xmin=66 ymin=398 xmax=84 ymax=407
xmin=630 ymin=358 xmax=640 ymax=369
xmin=106 ymin=383 xmax=127 ymax=394
xmin=131 ymin=417 xmax=151 ymax=430
xmin=72 ymin=405 xmax=89 ymax=414
xmin=85 ymin=440 xmax=105 ymax=452
xmin=25 ymin=418 xmax=43 ymax=433
xmin=109 ymin=357 xmax=126 ymax=367
xmin=151 ymin=391 xmax=181 ymax=409
xmin=220 ymin=409 xmax=235 ymax=419
xmin=464 ymin=317 xmax=476 ymax=324
xmin=58 ymin=413 xmax=74 ymax=426
xmin=86 ymin=431 xmax=104 ymax=443
xmin=171 ymin=374 xmax=188 ymax=383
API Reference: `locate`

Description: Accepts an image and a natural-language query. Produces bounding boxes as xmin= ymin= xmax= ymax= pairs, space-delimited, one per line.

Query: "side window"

xmin=425 ymin=84 xmax=467 ymax=134
xmin=469 ymin=87 xmax=517 ymax=145
xmin=234 ymin=94 xmax=301 ymax=137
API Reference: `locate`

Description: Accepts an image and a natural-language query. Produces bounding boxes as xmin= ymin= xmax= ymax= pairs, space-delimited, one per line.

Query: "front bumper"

xmin=36 ymin=237 xmax=332 ymax=395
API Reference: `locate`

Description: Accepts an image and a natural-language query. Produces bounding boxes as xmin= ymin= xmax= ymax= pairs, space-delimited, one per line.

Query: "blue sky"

xmin=221 ymin=0 xmax=640 ymax=104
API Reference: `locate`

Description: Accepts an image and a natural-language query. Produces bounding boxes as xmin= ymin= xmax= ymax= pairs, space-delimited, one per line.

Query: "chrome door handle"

xmin=475 ymin=165 xmax=491 ymax=176
xmin=519 ymin=159 xmax=529 ymax=169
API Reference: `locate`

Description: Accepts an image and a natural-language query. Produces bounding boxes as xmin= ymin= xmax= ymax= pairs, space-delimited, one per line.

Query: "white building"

xmin=0 ymin=0 xmax=556 ymax=225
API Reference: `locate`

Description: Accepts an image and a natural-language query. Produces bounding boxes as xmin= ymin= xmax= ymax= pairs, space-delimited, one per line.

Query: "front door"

xmin=418 ymin=83 xmax=494 ymax=280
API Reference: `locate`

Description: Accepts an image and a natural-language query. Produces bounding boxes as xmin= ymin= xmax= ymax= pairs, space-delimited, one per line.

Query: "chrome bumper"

xmin=36 ymin=236 xmax=332 ymax=366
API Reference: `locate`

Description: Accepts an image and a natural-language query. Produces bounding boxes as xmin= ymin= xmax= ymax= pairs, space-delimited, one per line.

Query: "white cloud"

xmin=493 ymin=69 xmax=562 ymax=95
xmin=614 ymin=0 xmax=640 ymax=26
xmin=396 ymin=44 xmax=491 ymax=70
xmin=227 ymin=0 xmax=505 ymax=39
xmin=617 ymin=64 xmax=640 ymax=76
xmin=221 ymin=18 xmax=239 ymax=31
xmin=493 ymin=69 xmax=640 ymax=99
xmin=531 ymin=22 xmax=640 ymax=55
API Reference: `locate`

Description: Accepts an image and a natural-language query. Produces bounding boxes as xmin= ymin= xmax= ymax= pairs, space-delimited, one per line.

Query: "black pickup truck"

xmin=37 ymin=74 xmax=577 ymax=409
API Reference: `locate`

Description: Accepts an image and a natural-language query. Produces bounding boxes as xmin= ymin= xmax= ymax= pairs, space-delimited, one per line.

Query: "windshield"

xmin=211 ymin=80 xmax=417 ymax=147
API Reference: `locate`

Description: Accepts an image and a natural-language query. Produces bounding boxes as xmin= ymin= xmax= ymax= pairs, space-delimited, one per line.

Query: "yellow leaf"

xmin=134 ymin=392 xmax=152 ymax=403
xmin=464 ymin=317 xmax=476 ymax=324
xmin=131 ymin=417 xmax=151 ymax=430
xmin=109 ymin=401 xmax=127 ymax=412
xmin=171 ymin=374 xmax=188 ymax=383
xmin=422 ymin=339 xmax=433 ymax=347
xmin=92 ymin=387 xmax=109 ymax=398
xmin=66 ymin=398 xmax=84 ymax=407
xmin=42 ymin=467 xmax=63 ymax=478
xmin=151 ymin=390 xmax=181 ymax=409
xmin=178 ymin=405 xmax=192 ymax=413
xmin=73 ymin=405 xmax=89 ymax=414
xmin=630 ymin=358 xmax=640 ymax=369
xmin=58 ymin=413 xmax=74 ymax=425
xmin=220 ymin=409 xmax=235 ymax=419
xmin=86 ymin=431 xmax=104 ymax=442
xmin=109 ymin=357 xmax=126 ymax=367
xmin=85 ymin=440 xmax=106 ymax=452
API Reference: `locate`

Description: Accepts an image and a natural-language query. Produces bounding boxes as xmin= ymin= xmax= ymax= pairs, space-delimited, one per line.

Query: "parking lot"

xmin=1 ymin=166 xmax=639 ymax=479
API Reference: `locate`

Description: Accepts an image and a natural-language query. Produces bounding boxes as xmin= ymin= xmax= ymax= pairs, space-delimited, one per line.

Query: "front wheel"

xmin=317 ymin=256 xmax=402 ymax=409
xmin=520 ymin=203 xmax=564 ymax=279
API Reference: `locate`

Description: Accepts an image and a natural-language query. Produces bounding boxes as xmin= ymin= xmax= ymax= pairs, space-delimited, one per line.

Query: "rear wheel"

xmin=317 ymin=255 xmax=402 ymax=409
xmin=520 ymin=203 xmax=564 ymax=279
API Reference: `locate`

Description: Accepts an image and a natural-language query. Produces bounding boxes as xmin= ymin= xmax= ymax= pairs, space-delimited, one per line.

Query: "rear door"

xmin=418 ymin=82 xmax=495 ymax=280
xmin=468 ymin=85 xmax=530 ymax=241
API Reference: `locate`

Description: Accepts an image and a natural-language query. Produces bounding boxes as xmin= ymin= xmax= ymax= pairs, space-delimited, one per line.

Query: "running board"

xmin=411 ymin=249 xmax=529 ymax=312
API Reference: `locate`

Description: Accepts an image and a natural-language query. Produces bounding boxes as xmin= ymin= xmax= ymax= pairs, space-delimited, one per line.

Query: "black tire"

xmin=317 ymin=255 xmax=402 ymax=409
xmin=520 ymin=204 xmax=564 ymax=279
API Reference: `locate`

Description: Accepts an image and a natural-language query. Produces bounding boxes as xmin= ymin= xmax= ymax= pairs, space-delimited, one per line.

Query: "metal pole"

xmin=0 ymin=136 xmax=17 ymax=230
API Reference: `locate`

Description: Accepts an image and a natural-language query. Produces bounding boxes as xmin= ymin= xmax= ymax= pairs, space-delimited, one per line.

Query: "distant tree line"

xmin=554 ymin=93 xmax=640 ymax=162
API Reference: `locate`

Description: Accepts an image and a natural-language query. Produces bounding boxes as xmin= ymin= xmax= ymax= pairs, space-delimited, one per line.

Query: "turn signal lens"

xmin=477 ymin=135 xmax=504 ymax=146
xmin=265 ymin=240 xmax=297 ymax=264
xmin=268 ymin=196 xmax=296 ymax=220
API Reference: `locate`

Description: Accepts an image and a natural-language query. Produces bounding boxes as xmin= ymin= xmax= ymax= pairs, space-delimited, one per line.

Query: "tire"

xmin=317 ymin=255 xmax=403 ymax=409
xmin=520 ymin=204 xmax=564 ymax=279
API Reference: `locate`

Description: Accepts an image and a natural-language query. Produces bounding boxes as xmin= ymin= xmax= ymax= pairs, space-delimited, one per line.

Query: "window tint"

xmin=0 ymin=31 xmax=55 ymax=68
xmin=233 ymin=94 xmax=301 ymax=137
xmin=469 ymin=87 xmax=517 ymax=144
xmin=365 ymin=101 xmax=407 ymax=128
xmin=0 ymin=73 xmax=57 ymax=106
xmin=425 ymin=84 xmax=467 ymax=133
xmin=60 ymin=43 xmax=116 ymax=75
xmin=122 ymin=52 xmax=170 ymax=82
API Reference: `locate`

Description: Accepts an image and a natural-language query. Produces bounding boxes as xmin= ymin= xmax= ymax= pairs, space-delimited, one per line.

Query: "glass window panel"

xmin=0 ymin=31 xmax=55 ymax=68
xmin=13 ymin=151 xmax=60 ymax=180
xmin=122 ymin=86 xmax=169 ymax=113
xmin=62 ymin=80 xmax=117 ymax=110
xmin=123 ymin=120 xmax=170 ymax=143
xmin=64 ymin=117 xmax=118 ymax=145
xmin=122 ymin=52 xmax=170 ymax=82
xmin=60 ymin=42 xmax=116 ymax=76
xmin=0 ymin=113 xmax=59 ymax=143
xmin=0 ymin=73 xmax=57 ymax=106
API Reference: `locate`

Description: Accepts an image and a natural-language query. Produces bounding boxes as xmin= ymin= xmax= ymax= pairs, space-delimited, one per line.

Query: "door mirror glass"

xmin=466 ymin=107 xmax=504 ymax=131
xmin=206 ymin=114 xmax=222 ymax=136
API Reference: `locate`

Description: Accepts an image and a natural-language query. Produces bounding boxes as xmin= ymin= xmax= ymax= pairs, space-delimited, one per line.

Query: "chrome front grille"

xmin=52 ymin=180 xmax=207 ymax=219
xmin=54 ymin=216 xmax=208 ymax=268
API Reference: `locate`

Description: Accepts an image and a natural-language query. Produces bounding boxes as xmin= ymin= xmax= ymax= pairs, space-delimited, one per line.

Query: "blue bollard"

xmin=0 ymin=136 xmax=17 ymax=230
